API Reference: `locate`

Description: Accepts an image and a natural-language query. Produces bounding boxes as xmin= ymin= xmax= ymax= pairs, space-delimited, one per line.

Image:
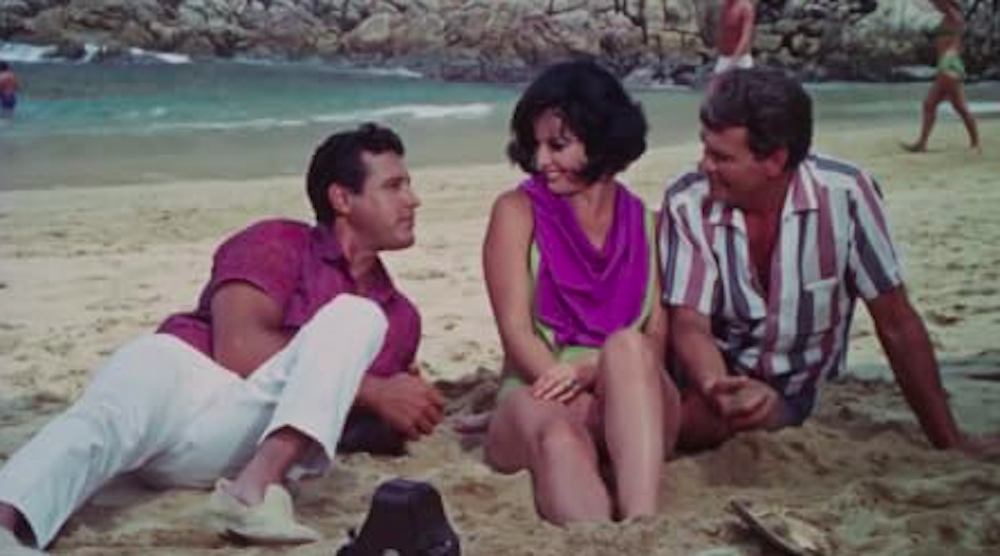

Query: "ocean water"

xmin=1 ymin=43 xmax=998 ymax=190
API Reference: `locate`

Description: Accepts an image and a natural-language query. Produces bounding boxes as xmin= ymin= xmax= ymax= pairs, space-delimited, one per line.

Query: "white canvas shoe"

xmin=207 ymin=479 xmax=321 ymax=545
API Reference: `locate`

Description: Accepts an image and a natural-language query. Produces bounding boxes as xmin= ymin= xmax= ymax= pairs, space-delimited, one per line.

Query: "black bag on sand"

xmin=337 ymin=478 xmax=460 ymax=556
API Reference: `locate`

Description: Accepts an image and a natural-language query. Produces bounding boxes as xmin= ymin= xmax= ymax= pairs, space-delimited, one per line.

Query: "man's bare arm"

xmin=867 ymin=286 xmax=964 ymax=449
xmin=669 ymin=306 xmax=729 ymax=395
xmin=211 ymin=281 xmax=292 ymax=377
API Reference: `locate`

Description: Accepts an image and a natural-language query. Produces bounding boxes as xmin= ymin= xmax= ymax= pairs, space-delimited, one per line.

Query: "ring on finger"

xmin=568 ymin=378 xmax=580 ymax=389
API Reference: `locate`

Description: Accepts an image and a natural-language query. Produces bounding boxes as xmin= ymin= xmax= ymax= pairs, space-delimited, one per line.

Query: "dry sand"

xmin=1 ymin=119 xmax=998 ymax=555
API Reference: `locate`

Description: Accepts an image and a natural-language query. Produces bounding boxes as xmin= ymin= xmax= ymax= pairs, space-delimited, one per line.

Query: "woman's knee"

xmin=486 ymin=390 xmax=593 ymax=469
xmin=532 ymin=417 xmax=594 ymax=465
xmin=600 ymin=329 xmax=658 ymax=384
xmin=483 ymin=389 xmax=534 ymax=470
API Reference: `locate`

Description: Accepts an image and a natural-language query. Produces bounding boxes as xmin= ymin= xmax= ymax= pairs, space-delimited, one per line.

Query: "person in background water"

xmin=714 ymin=0 xmax=756 ymax=75
xmin=0 ymin=61 xmax=18 ymax=118
xmin=0 ymin=123 xmax=443 ymax=555
xmin=902 ymin=0 xmax=980 ymax=153
xmin=482 ymin=60 xmax=681 ymax=525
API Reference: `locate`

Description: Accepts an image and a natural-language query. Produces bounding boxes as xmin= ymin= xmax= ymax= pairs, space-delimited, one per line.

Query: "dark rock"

xmin=90 ymin=44 xmax=128 ymax=63
xmin=44 ymin=39 xmax=87 ymax=60
xmin=5 ymin=0 xmax=1000 ymax=83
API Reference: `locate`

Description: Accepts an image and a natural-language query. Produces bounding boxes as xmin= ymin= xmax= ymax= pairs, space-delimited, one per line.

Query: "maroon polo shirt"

xmin=158 ymin=219 xmax=420 ymax=377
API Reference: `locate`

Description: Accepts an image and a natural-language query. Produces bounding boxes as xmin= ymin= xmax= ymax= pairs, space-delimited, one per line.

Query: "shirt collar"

xmin=785 ymin=159 xmax=821 ymax=215
xmin=311 ymin=224 xmax=398 ymax=304
xmin=704 ymin=160 xmax=820 ymax=229
xmin=313 ymin=223 xmax=346 ymax=263
xmin=704 ymin=198 xmax=740 ymax=229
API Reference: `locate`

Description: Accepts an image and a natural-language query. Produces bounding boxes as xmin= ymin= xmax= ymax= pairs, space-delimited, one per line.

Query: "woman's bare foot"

xmin=901 ymin=141 xmax=927 ymax=153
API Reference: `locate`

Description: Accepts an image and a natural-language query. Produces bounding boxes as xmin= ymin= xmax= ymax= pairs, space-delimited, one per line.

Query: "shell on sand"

xmin=730 ymin=500 xmax=836 ymax=556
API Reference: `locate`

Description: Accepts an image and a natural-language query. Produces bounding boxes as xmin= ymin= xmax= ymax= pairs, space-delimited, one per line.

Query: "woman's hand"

xmin=531 ymin=360 xmax=594 ymax=404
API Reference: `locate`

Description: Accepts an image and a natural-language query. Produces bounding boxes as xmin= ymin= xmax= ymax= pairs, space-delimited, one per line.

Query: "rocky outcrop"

xmin=1 ymin=0 xmax=998 ymax=82
xmin=752 ymin=0 xmax=999 ymax=81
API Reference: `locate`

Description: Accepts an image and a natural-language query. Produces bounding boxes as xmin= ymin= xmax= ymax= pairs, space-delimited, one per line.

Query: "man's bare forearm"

xmin=673 ymin=325 xmax=729 ymax=394
xmin=878 ymin=315 xmax=963 ymax=449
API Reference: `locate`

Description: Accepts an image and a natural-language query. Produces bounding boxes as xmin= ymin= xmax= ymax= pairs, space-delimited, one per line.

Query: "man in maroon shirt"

xmin=0 ymin=123 xmax=443 ymax=554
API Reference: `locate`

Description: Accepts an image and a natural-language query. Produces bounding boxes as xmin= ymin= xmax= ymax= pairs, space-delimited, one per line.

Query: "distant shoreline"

xmin=1 ymin=62 xmax=998 ymax=192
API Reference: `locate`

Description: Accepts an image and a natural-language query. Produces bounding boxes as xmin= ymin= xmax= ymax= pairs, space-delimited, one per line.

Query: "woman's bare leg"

xmin=485 ymin=389 xmax=610 ymax=524
xmin=599 ymin=329 xmax=679 ymax=519
xmin=904 ymin=76 xmax=948 ymax=152
xmin=947 ymin=80 xmax=980 ymax=150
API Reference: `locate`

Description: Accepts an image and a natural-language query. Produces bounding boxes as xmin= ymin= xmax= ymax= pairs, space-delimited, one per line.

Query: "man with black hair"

xmin=0 ymin=123 xmax=443 ymax=554
xmin=660 ymin=68 xmax=994 ymax=454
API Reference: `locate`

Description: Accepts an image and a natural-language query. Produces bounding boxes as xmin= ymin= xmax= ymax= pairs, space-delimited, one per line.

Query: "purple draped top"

xmin=522 ymin=175 xmax=651 ymax=348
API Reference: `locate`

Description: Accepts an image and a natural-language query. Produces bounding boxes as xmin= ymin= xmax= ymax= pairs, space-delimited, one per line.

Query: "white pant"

xmin=0 ymin=294 xmax=387 ymax=548
xmin=714 ymin=52 xmax=754 ymax=74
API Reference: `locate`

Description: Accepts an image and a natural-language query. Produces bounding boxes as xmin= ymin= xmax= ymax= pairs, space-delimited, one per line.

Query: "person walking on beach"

xmin=0 ymin=123 xmax=444 ymax=555
xmin=482 ymin=60 xmax=681 ymax=525
xmin=0 ymin=61 xmax=18 ymax=118
xmin=902 ymin=0 xmax=980 ymax=153
xmin=660 ymin=68 xmax=996 ymax=454
xmin=714 ymin=0 xmax=756 ymax=74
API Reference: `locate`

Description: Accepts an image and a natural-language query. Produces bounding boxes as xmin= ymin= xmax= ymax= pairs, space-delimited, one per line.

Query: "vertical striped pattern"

xmin=659 ymin=155 xmax=904 ymax=396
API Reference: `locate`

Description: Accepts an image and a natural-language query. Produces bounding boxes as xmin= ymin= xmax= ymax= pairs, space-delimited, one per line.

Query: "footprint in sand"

xmin=0 ymin=333 xmax=21 ymax=355
xmin=399 ymin=268 xmax=447 ymax=281
xmin=925 ymin=311 xmax=963 ymax=326
xmin=447 ymin=340 xmax=482 ymax=363
xmin=39 ymin=338 xmax=75 ymax=357
xmin=968 ymin=304 xmax=1000 ymax=315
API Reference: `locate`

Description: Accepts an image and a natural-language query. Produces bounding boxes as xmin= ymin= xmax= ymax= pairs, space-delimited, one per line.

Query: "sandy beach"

xmin=1 ymin=118 xmax=999 ymax=555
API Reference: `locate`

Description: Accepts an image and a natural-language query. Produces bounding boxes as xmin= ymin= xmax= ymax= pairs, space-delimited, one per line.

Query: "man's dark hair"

xmin=0 ymin=61 xmax=9 ymax=71
xmin=700 ymin=68 xmax=813 ymax=171
xmin=507 ymin=59 xmax=647 ymax=183
xmin=307 ymin=122 xmax=404 ymax=224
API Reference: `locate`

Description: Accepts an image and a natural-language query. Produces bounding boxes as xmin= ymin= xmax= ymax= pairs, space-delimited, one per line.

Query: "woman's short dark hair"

xmin=700 ymin=68 xmax=813 ymax=171
xmin=307 ymin=122 xmax=404 ymax=224
xmin=507 ymin=59 xmax=647 ymax=183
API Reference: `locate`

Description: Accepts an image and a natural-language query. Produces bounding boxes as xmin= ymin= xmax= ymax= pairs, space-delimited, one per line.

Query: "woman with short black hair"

xmin=481 ymin=60 xmax=680 ymax=524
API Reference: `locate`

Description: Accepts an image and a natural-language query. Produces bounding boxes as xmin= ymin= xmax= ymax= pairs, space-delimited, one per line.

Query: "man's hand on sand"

xmin=369 ymin=373 xmax=445 ymax=440
xmin=705 ymin=376 xmax=786 ymax=432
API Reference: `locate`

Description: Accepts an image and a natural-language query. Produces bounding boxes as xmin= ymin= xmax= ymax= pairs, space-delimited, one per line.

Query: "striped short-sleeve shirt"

xmin=659 ymin=154 xmax=903 ymax=397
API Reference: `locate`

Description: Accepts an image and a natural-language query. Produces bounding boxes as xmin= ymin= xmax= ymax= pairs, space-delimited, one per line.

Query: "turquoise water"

xmin=0 ymin=59 xmax=524 ymax=189
xmin=2 ymin=61 xmax=510 ymax=138
xmin=1 ymin=53 xmax=998 ymax=190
